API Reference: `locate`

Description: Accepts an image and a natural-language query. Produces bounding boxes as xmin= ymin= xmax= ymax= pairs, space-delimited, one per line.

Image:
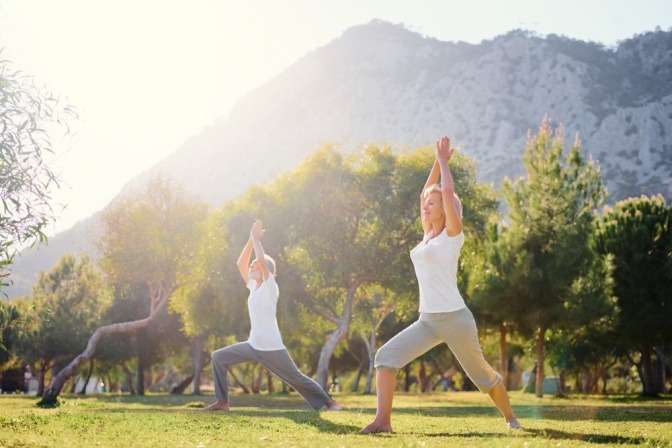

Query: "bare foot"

xmin=203 ymin=400 xmax=230 ymax=412
xmin=359 ymin=422 xmax=393 ymax=434
xmin=506 ymin=418 xmax=522 ymax=430
xmin=325 ymin=400 xmax=344 ymax=411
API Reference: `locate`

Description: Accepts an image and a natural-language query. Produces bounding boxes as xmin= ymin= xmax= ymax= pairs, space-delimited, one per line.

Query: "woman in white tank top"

xmin=360 ymin=136 xmax=521 ymax=434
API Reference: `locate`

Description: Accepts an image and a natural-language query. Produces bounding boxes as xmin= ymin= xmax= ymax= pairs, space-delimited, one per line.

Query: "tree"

xmin=170 ymin=217 xmax=230 ymax=395
xmin=501 ymin=117 xmax=607 ymax=397
xmin=593 ymin=194 xmax=672 ymax=395
xmin=273 ymin=143 xmax=496 ymax=390
xmin=0 ymin=298 xmax=28 ymax=393
xmin=166 ymin=142 xmax=499 ymax=395
xmin=349 ymin=284 xmax=397 ymax=394
xmin=467 ymin=217 xmax=534 ymax=388
xmin=0 ymin=299 xmax=21 ymax=360
xmin=40 ymin=176 xmax=207 ymax=405
xmin=35 ymin=255 xmax=112 ymax=392
xmin=544 ymin=255 xmax=618 ymax=394
xmin=0 ymin=54 xmax=76 ymax=290
xmin=272 ymin=145 xmax=422 ymax=389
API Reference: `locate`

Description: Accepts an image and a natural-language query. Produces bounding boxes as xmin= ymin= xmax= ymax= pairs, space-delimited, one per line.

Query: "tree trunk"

xmin=418 ymin=361 xmax=429 ymax=393
xmin=252 ymin=364 xmax=263 ymax=394
xmin=191 ymin=338 xmax=203 ymax=395
xmin=69 ymin=376 xmax=78 ymax=394
xmin=351 ymin=360 xmax=365 ymax=393
xmin=403 ymin=364 xmax=412 ymax=392
xmin=654 ymin=346 xmax=672 ymax=393
xmin=36 ymin=360 xmax=49 ymax=397
xmin=266 ymin=368 xmax=274 ymax=393
xmin=39 ymin=284 xmax=173 ymax=406
xmin=559 ymin=369 xmax=567 ymax=395
xmin=641 ymin=343 xmax=657 ymax=396
xmin=170 ymin=348 xmax=210 ymax=395
xmin=499 ymin=323 xmax=509 ymax=388
xmin=105 ymin=374 xmax=114 ymax=393
xmin=654 ymin=359 xmax=665 ymax=394
xmin=78 ymin=358 xmax=95 ymax=395
xmin=535 ymin=323 xmax=547 ymax=398
xmin=315 ymin=279 xmax=361 ymax=390
xmin=136 ymin=351 xmax=146 ymax=396
xmin=170 ymin=374 xmax=194 ymax=394
xmin=120 ymin=361 xmax=137 ymax=395
xmin=363 ymin=331 xmax=376 ymax=394
xmin=227 ymin=368 xmax=250 ymax=394
xmin=524 ymin=362 xmax=537 ymax=393
xmin=579 ymin=368 xmax=586 ymax=393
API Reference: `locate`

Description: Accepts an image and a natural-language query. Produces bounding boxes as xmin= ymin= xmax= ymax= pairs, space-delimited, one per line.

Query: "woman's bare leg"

xmin=359 ymin=370 xmax=396 ymax=433
xmin=488 ymin=383 xmax=520 ymax=428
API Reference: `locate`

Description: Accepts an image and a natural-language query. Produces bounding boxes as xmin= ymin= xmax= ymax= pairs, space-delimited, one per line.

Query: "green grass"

xmin=1 ymin=391 xmax=671 ymax=447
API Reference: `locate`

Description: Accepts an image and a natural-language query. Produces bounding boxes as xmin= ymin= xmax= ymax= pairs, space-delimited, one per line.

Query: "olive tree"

xmin=0 ymin=54 xmax=76 ymax=290
xmin=40 ymin=176 xmax=207 ymax=405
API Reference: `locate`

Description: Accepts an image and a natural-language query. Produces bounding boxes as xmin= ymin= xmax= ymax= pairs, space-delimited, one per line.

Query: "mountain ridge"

xmin=5 ymin=20 xmax=671 ymax=297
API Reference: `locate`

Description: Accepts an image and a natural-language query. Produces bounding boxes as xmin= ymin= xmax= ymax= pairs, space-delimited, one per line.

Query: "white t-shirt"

xmin=246 ymin=274 xmax=286 ymax=351
xmin=410 ymin=229 xmax=467 ymax=313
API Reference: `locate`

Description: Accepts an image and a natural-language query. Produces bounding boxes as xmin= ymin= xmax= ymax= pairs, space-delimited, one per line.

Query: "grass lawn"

xmin=1 ymin=391 xmax=671 ymax=447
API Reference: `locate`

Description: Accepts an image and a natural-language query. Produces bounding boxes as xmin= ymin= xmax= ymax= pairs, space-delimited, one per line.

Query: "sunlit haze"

xmin=1 ymin=0 xmax=669 ymax=236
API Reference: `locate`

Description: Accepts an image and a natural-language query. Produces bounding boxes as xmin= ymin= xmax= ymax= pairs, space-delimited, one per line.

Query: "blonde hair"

xmin=253 ymin=254 xmax=277 ymax=275
xmin=423 ymin=184 xmax=463 ymax=219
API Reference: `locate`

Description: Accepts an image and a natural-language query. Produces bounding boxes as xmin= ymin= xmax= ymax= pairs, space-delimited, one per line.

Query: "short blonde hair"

xmin=423 ymin=184 xmax=463 ymax=219
xmin=253 ymin=254 xmax=277 ymax=275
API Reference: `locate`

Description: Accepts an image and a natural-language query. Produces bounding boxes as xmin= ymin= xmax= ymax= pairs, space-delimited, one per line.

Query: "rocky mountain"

xmin=6 ymin=20 xmax=672 ymax=297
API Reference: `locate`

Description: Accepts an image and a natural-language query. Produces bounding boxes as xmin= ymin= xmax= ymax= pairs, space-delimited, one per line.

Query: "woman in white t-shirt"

xmin=204 ymin=220 xmax=342 ymax=412
xmin=360 ymin=136 xmax=520 ymax=433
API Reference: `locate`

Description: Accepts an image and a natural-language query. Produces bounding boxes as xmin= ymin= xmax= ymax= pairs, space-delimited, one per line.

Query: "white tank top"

xmin=246 ymin=274 xmax=286 ymax=351
xmin=410 ymin=229 xmax=466 ymax=313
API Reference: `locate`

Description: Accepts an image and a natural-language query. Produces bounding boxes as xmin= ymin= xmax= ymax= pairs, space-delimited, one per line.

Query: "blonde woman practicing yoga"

xmin=360 ymin=136 xmax=521 ymax=433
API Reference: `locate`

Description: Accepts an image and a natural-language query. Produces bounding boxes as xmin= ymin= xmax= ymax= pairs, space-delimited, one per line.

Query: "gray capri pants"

xmin=375 ymin=306 xmax=503 ymax=393
xmin=211 ymin=342 xmax=331 ymax=410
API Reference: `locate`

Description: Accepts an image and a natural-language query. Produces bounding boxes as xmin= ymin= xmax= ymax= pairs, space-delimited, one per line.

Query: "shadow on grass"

xmin=521 ymin=428 xmax=648 ymax=445
xmin=191 ymin=408 xmax=362 ymax=435
xmin=417 ymin=428 xmax=650 ymax=445
xmin=79 ymin=403 xmax=362 ymax=435
xmin=387 ymin=404 xmax=672 ymax=423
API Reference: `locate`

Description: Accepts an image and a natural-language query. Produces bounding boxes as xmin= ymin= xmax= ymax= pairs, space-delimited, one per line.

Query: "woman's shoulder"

xmin=441 ymin=228 xmax=465 ymax=241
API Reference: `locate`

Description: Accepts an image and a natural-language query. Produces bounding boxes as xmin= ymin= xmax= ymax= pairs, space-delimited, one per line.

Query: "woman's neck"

xmin=430 ymin=219 xmax=445 ymax=236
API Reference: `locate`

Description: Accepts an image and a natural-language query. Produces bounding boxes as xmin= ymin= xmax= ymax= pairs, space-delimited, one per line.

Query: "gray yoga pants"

xmin=374 ymin=307 xmax=503 ymax=393
xmin=211 ymin=342 xmax=331 ymax=410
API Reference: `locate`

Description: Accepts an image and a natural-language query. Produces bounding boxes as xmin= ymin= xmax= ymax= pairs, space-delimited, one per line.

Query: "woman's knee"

xmin=211 ymin=348 xmax=235 ymax=367
xmin=211 ymin=349 xmax=225 ymax=362
xmin=373 ymin=346 xmax=386 ymax=366
xmin=373 ymin=347 xmax=399 ymax=373
xmin=468 ymin=369 xmax=503 ymax=393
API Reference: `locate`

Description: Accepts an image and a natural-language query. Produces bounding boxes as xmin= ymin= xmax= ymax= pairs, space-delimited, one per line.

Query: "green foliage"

xmin=501 ymin=117 xmax=607 ymax=331
xmin=593 ymin=194 xmax=672 ymax=345
xmin=593 ymin=194 xmax=672 ymax=394
xmin=467 ymin=216 xmax=534 ymax=335
xmin=180 ymin=143 xmax=499 ymax=385
xmin=0 ymin=300 xmax=21 ymax=356
xmin=19 ymin=255 xmax=112 ymax=371
xmin=496 ymin=117 xmax=611 ymax=396
xmin=97 ymin=175 xmax=208 ymax=288
xmin=545 ymin=255 xmax=619 ymax=374
xmin=0 ymin=54 xmax=77 ymax=289
xmin=94 ymin=175 xmax=208 ymax=393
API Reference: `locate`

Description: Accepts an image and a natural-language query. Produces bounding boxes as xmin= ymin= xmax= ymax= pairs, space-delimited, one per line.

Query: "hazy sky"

xmin=1 ymin=0 xmax=670 ymax=236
